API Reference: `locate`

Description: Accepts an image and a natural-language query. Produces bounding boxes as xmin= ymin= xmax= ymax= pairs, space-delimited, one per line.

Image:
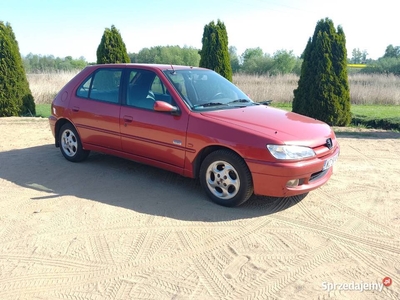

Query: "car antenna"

xmin=170 ymin=64 xmax=176 ymax=75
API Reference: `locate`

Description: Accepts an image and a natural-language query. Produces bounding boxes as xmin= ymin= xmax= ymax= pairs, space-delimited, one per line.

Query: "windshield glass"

xmin=163 ymin=69 xmax=254 ymax=110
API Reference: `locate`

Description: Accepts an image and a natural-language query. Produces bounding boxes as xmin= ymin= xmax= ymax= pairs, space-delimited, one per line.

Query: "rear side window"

xmin=76 ymin=69 xmax=122 ymax=103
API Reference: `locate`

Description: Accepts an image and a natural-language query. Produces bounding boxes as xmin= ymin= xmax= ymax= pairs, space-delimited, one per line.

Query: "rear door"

xmin=69 ymin=68 xmax=123 ymax=150
xmin=119 ymin=68 xmax=188 ymax=168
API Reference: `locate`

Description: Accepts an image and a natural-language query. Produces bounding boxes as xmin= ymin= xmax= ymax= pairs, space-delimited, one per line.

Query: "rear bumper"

xmin=246 ymin=146 xmax=339 ymax=197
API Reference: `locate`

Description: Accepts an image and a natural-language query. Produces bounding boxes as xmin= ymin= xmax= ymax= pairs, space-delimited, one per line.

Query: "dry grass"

xmin=233 ymin=73 xmax=298 ymax=103
xmin=27 ymin=71 xmax=78 ymax=104
xmin=234 ymin=73 xmax=400 ymax=105
xmin=348 ymin=73 xmax=400 ymax=105
xmin=28 ymin=71 xmax=400 ymax=105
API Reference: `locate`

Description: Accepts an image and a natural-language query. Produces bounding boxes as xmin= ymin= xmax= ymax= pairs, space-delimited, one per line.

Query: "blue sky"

xmin=2 ymin=0 xmax=399 ymax=62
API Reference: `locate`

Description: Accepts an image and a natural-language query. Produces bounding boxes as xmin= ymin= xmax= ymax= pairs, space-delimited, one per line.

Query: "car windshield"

xmin=163 ymin=69 xmax=255 ymax=110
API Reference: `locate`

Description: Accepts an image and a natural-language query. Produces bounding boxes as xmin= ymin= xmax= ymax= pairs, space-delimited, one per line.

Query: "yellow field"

xmin=347 ymin=64 xmax=367 ymax=68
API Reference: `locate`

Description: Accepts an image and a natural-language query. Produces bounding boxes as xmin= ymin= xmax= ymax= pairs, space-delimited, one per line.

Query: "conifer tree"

xmin=96 ymin=25 xmax=130 ymax=64
xmin=0 ymin=21 xmax=35 ymax=116
xmin=293 ymin=18 xmax=351 ymax=126
xmin=199 ymin=20 xmax=232 ymax=81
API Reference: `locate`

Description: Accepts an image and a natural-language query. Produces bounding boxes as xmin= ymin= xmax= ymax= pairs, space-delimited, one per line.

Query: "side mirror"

xmin=154 ymin=101 xmax=180 ymax=115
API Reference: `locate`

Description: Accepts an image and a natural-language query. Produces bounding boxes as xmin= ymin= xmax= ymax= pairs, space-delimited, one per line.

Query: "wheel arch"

xmin=192 ymin=145 xmax=248 ymax=179
xmin=54 ymin=118 xmax=74 ymax=147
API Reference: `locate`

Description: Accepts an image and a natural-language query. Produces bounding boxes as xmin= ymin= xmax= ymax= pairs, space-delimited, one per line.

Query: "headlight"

xmin=267 ymin=145 xmax=315 ymax=160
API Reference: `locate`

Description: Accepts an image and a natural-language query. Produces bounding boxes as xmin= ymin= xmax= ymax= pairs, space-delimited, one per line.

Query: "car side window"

xmin=76 ymin=69 xmax=122 ymax=104
xmin=126 ymin=69 xmax=157 ymax=110
xmin=151 ymin=76 xmax=165 ymax=94
xmin=151 ymin=76 xmax=175 ymax=105
xmin=168 ymin=73 xmax=188 ymax=101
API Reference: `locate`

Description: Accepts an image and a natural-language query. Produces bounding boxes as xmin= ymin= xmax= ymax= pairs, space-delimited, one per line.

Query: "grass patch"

xmin=269 ymin=102 xmax=292 ymax=110
xmin=35 ymin=104 xmax=51 ymax=118
xmin=351 ymin=105 xmax=400 ymax=131
xmin=350 ymin=105 xmax=400 ymax=119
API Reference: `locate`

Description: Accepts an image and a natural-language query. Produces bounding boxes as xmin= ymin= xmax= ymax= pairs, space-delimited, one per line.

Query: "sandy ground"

xmin=0 ymin=117 xmax=399 ymax=300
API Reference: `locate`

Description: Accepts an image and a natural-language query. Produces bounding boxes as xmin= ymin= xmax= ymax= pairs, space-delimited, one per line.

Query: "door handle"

xmin=123 ymin=115 xmax=133 ymax=123
xmin=72 ymin=106 xmax=80 ymax=112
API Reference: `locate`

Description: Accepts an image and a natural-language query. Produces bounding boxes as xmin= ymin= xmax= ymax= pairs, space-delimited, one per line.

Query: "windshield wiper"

xmin=193 ymin=102 xmax=225 ymax=108
xmin=227 ymin=99 xmax=252 ymax=104
xmin=226 ymin=99 xmax=256 ymax=107
xmin=260 ymin=100 xmax=272 ymax=105
xmin=194 ymin=99 xmax=253 ymax=108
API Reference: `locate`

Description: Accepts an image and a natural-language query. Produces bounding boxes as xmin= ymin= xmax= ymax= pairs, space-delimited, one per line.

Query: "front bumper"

xmin=246 ymin=146 xmax=340 ymax=197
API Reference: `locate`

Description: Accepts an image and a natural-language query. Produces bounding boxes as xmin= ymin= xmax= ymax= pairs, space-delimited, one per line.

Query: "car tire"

xmin=59 ymin=123 xmax=90 ymax=162
xmin=200 ymin=149 xmax=254 ymax=207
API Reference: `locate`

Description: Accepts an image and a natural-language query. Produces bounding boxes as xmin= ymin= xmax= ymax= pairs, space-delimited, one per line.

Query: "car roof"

xmin=86 ymin=63 xmax=208 ymax=72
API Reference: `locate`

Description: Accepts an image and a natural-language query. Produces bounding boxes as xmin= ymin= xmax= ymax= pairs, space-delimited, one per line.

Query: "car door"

xmin=119 ymin=68 xmax=188 ymax=169
xmin=69 ymin=68 xmax=122 ymax=150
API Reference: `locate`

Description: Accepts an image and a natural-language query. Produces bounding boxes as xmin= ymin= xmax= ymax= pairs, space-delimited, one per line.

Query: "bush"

xmin=199 ymin=20 xmax=232 ymax=81
xmin=0 ymin=21 xmax=35 ymax=117
xmin=96 ymin=25 xmax=130 ymax=64
xmin=293 ymin=18 xmax=351 ymax=126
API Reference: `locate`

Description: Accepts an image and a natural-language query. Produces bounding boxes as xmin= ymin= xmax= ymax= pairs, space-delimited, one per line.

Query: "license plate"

xmin=323 ymin=152 xmax=339 ymax=170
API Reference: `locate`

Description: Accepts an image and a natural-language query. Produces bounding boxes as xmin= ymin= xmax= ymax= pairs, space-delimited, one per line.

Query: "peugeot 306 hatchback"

xmin=49 ymin=64 xmax=339 ymax=207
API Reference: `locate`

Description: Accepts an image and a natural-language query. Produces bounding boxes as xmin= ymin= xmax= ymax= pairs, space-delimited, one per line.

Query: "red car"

xmin=49 ymin=64 xmax=339 ymax=207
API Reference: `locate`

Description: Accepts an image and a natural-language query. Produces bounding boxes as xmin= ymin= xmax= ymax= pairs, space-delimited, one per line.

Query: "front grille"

xmin=313 ymin=143 xmax=339 ymax=160
xmin=310 ymin=169 xmax=328 ymax=182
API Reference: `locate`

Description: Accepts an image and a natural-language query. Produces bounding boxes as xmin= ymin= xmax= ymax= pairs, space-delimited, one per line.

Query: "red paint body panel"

xmin=49 ymin=63 xmax=340 ymax=199
xmin=119 ymin=105 xmax=188 ymax=168
xmin=70 ymin=99 xmax=122 ymax=151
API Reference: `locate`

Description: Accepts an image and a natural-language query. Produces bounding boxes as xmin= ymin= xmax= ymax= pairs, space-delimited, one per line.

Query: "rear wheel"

xmin=59 ymin=123 xmax=90 ymax=162
xmin=200 ymin=150 xmax=253 ymax=207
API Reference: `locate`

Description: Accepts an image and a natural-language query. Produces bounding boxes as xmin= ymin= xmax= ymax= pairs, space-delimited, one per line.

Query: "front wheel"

xmin=200 ymin=150 xmax=254 ymax=207
xmin=59 ymin=123 xmax=90 ymax=162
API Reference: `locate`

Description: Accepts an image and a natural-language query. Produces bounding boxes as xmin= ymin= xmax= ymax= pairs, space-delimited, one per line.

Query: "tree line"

xmin=22 ymin=45 xmax=400 ymax=76
xmin=22 ymin=45 xmax=302 ymax=75
xmin=23 ymin=53 xmax=87 ymax=73
xmin=19 ymin=23 xmax=400 ymax=77
xmin=230 ymin=47 xmax=302 ymax=75
xmin=360 ymin=45 xmax=400 ymax=75
xmin=349 ymin=45 xmax=400 ymax=75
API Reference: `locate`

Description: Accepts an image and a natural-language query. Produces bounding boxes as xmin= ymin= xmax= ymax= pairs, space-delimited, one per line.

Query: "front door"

xmin=119 ymin=69 xmax=188 ymax=169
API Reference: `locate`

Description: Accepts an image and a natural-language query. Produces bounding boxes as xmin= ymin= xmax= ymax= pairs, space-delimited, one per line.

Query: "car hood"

xmin=200 ymin=105 xmax=334 ymax=147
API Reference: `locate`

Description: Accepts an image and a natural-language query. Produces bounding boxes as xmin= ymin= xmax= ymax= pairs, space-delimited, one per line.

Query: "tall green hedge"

xmin=0 ymin=21 xmax=35 ymax=117
xmin=96 ymin=25 xmax=130 ymax=64
xmin=293 ymin=18 xmax=351 ymax=126
xmin=199 ymin=20 xmax=232 ymax=81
